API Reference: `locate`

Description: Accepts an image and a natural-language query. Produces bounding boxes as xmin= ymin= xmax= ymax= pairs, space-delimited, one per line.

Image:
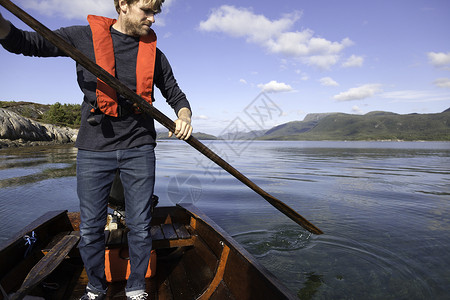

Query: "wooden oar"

xmin=10 ymin=233 xmax=80 ymax=300
xmin=0 ymin=0 xmax=323 ymax=235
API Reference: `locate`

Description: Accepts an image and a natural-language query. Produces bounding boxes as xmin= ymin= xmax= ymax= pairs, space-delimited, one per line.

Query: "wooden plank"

xmin=173 ymin=224 xmax=190 ymax=239
xmin=70 ymin=267 xmax=89 ymax=299
xmin=223 ymin=248 xmax=296 ymax=300
xmin=156 ymin=278 xmax=173 ymax=300
xmin=151 ymin=206 xmax=190 ymax=226
xmin=145 ymin=276 xmax=159 ymax=300
xmin=151 ymin=225 xmax=165 ymax=241
xmin=152 ymin=237 xmax=195 ymax=250
xmin=191 ymin=220 xmax=223 ymax=258
xmin=210 ymin=281 xmax=236 ymax=300
xmin=42 ymin=231 xmax=80 ymax=256
xmin=161 ymin=224 xmax=178 ymax=240
xmin=197 ymin=244 xmax=230 ymax=300
xmin=189 ymin=237 xmax=217 ymax=274
xmin=41 ymin=231 xmax=71 ymax=255
xmin=10 ymin=233 xmax=80 ymax=300
xmin=105 ymin=280 xmax=126 ymax=299
xmin=153 ymin=259 xmax=174 ymax=300
xmin=178 ymin=247 xmax=214 ymax=295
xmin=166 ymin=255 xmax=196 ymax=300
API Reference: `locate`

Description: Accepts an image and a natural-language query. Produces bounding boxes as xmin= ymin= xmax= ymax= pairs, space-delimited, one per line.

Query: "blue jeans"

xmin=76 ymin=144 xmax=156 ymax=294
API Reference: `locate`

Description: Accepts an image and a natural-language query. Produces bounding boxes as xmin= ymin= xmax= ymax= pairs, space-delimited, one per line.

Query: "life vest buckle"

xmin=87 ymin=108 xmax=104 ymax=126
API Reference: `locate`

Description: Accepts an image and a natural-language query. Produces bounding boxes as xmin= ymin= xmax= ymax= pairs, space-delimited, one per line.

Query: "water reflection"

xmin=0 ymin=145 xmax=77 ymax=187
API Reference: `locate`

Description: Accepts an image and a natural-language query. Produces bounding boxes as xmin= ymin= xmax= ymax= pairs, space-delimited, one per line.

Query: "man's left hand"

xmin=169 ymin=107 xmax=192 ymax=140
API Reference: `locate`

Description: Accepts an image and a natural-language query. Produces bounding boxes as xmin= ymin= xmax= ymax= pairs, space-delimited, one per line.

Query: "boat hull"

xmin=0 ymin=204 xmax=296 ymax=299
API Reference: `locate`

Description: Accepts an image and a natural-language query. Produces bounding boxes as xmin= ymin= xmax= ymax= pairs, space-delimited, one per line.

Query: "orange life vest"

xmin=87 ymin=15 xmax=157 ymax=117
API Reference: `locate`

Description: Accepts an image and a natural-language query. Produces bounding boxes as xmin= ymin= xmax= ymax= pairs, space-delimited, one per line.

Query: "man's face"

xmin=122 ymin=0 xmax=156 ymax=36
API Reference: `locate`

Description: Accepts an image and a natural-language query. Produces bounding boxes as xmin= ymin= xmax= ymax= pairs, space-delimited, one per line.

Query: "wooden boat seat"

xmin=105 ymin=223 xmax=195 ymax=250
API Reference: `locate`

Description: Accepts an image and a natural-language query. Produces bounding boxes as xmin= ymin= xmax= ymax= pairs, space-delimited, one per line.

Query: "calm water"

xmin=0 ymin=140 xmax=449 ymax=299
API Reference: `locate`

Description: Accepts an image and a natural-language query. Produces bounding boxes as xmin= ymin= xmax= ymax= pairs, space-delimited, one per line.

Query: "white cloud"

xmin=18 ymin=0 xmax=117 ymax=19
xmin=154 ymin=0 xmax=176 ymax=26
xmin=381 ymin=90 xmax=450 ymax=103
xmin=199 ymin=5 xmax=353 ymax=69
xmin=304 ymin=54 xmax=340 ymax=70
xmin=239 ymin=79 xmax=248 ymax=84
xmin=342 ymin=55 xmax=364 ymax=68
xmin=433 ymin=78 xmax=450 ymax=88
xmin=17 ymin=0 xmax=175 ymax=20
xmin=162 ymin=0 xmax=176 ymax=10
xmin=319 ymin=77 xmax=339 ymax=87
xmin=381 ymin=90 xmax=425 ymax=100
xmin=193 ymin=115 xmax=209 ymax=120
xmin=199 ymin=6 xmax=298 ymax=43
xmin=351 ymin=105 xmax=363 ymax=114
xmin=258 ymin=80 xmax=293 ymax=93
xmin=428 ymin=52 xmax=450 ymax=68
xmin=295 ymin=70 xmax=309 ymax=81
xmin=163 ymin=32 xmax=173 ymax=39
xmin=334 ymin=84 xmax=382 ymax=101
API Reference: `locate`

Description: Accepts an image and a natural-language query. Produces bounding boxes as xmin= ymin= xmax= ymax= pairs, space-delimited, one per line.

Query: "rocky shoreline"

xmin=0 ymin=138 xmax=75 ymax=148
xmin=0 ymin=108 xmax=78 ymax=149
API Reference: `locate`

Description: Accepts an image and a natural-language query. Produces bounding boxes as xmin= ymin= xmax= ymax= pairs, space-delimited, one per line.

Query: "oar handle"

xmin=0 ymin=0 xmax=323 ymax=235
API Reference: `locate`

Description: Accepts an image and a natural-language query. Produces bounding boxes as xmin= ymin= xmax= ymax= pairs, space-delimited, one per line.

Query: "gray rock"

xmin=0 ymin=108 xmax=78 ymax=145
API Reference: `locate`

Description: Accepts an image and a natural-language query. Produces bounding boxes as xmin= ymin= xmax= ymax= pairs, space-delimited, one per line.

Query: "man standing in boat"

xmin=0 ymin=0 xmax=192 ymax=299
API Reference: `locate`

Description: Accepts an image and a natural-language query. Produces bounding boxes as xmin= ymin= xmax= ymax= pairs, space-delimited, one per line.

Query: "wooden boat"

xmin=0 ymin=204 xmax=296 ymax=299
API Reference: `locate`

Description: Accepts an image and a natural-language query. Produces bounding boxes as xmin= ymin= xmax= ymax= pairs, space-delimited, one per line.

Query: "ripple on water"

xmin=233 ymin=227 xmax=434 ymax=299
xmin=232 ymin=225 xmax=313 ymax=256
xmin=309 ymin=234 xmax=432 ymax=299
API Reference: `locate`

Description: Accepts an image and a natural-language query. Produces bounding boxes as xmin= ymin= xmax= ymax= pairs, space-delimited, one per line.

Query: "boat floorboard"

xmin=65 ymin=249 xmax=234 ymax=300
xmin=105 ymin=224 xmax=194 ymax=250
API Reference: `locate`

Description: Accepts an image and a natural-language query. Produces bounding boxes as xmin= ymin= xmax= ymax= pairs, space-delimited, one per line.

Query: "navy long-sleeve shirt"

xmin=1 ymin=23 xmax=191 ymax=151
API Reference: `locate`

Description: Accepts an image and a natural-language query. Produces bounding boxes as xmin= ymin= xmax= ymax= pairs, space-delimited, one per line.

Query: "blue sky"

xmin=1 ymin=0 xmax=449 ymax=135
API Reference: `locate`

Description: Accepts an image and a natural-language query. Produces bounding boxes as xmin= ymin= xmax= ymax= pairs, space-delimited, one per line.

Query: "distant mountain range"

xmin=180 ymin=109 xmax=449 ymax=141
xmin=151 ymin=109 xmax=450 ymax=141
xmin=2 ymin=101 xmax=449 ymax=142
xmin=258 ymin=110 xmax=450 ymax=141
xmin=156 ymin=130 xmax=218 ymax=140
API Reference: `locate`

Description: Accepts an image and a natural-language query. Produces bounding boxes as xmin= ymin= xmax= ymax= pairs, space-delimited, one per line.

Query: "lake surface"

xmin=0 ymin=140 xmax=449 ymax=299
